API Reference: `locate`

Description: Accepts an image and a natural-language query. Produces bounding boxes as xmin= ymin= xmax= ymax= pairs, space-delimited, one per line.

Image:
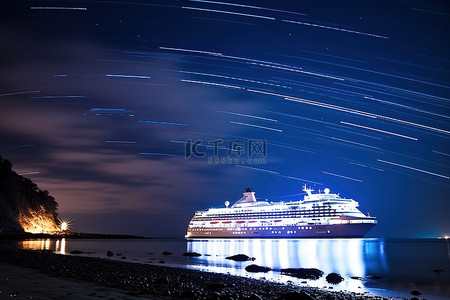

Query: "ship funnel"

xmin=231 ymin=188 xmax=257 ymax=207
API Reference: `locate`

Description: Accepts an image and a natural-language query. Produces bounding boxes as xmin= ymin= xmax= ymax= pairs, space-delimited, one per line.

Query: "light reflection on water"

xmin=22 ymin=238 xmax=66 ymax=254
xmin=186 ymin=238 xmax=388 ymax=293
xmin=187 ymin=238 xmax=387 ymax=276
xmin=13 ymin=238 xmax=450 ymax=298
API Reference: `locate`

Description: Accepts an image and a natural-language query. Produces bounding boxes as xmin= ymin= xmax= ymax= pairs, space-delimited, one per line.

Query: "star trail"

xmin=0 ymin=0 xmax=448 ymax=237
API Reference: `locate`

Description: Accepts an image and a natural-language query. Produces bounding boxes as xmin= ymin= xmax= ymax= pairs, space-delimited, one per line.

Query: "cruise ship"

xmin=185 ymin=186 xmax=376 ymax=238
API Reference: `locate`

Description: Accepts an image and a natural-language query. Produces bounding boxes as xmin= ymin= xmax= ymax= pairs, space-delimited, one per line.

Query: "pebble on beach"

xmin=279 ymin=290 xmax=315 ymax=300
xmin=0 ymin=248 xmax=392 ymax=300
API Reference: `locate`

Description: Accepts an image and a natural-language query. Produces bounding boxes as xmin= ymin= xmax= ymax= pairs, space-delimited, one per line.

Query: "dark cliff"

xmin=0 ymin=155 xmax=60 ymax=233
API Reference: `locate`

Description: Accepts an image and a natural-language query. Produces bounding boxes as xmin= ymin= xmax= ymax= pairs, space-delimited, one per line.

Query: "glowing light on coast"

xmin=17 ymin=207 xmax=71 ymax=234
xmin=58 ymin=217 xmax=72 ymax=233
xmin=18 ymin=206 xmax=61 ymax=234
xmin=60 ymin=221 xmax=68 ymax=231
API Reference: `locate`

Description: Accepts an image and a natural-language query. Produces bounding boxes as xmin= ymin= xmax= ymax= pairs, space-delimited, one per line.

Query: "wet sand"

xmin=0 ymin=249 xmax=392 ymax=299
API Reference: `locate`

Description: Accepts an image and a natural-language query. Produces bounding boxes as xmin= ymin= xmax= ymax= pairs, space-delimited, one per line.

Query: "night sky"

xmin=1 ymin=0 xmax=449 ymax=238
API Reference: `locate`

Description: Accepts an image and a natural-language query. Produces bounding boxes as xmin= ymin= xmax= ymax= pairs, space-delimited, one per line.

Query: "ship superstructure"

xmin=186 ymin=185 xmax=376 ymax=238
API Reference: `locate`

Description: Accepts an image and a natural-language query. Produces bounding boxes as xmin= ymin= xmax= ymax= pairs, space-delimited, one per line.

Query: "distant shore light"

xmin=60 ymin=221 xmax=68 ymax=231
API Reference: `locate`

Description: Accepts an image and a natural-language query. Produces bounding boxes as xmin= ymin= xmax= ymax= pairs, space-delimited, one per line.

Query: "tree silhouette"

xmin=0 ymin=155 xmax=60 ymax=233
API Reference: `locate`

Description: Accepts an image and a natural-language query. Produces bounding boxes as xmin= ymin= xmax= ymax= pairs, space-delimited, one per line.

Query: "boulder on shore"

xmin=280 ymin=268 xmax=324 ymax=280
xmin=245 ymin=264 xmax=271 ymax=273
xmin=325 ymin=273 xmax=344 ymax=284
xmin=183 ymin=252 xmax=202 ymax=257
xmin=225 ymin=254 xmax=255 ymax=261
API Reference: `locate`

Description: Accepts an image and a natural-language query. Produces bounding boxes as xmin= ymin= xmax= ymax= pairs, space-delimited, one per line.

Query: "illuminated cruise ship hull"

xmin=186 ymin=218 xmax=376 ymax=238
xmin=186 ymin=187 xmax=377 ymax=239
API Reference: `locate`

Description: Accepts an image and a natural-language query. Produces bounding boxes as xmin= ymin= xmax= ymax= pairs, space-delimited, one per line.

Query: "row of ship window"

xmin=214 ymin=202 xmax=349 ymax=213
xmin=203 ymin=211 xmax=334 ymax=217
xmin=191 ymin=228 xmax=223 ymax=232
xmin=195 ymin=214 xmax=336 ymax=222
xmin=265 ymin=230 xmax=299 ymax=234
xmin=220 ymin=205 xmax=337 ymax=212
xmin=191 ymin=226 xmax=314 ymax=232
xmin=196 ymin=203 xmax=351 ymax=215
xmin=193 ymin=230 xmax=305 ymax=235
xmin=204 ymin=209 xmax=335 ymax=218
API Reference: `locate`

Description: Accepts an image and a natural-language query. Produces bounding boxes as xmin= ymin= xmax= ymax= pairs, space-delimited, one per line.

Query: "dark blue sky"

xmin=1 ymin=0 xmax=449 ymax=238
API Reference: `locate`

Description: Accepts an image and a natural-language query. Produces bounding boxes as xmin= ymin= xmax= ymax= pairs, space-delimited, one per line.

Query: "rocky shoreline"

xmin=0 ymin=248 xmax=394 ymax=300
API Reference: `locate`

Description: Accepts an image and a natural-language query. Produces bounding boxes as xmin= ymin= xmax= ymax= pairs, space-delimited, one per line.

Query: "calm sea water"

xmin=9 ymin=238 xmax=450 ymax=299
